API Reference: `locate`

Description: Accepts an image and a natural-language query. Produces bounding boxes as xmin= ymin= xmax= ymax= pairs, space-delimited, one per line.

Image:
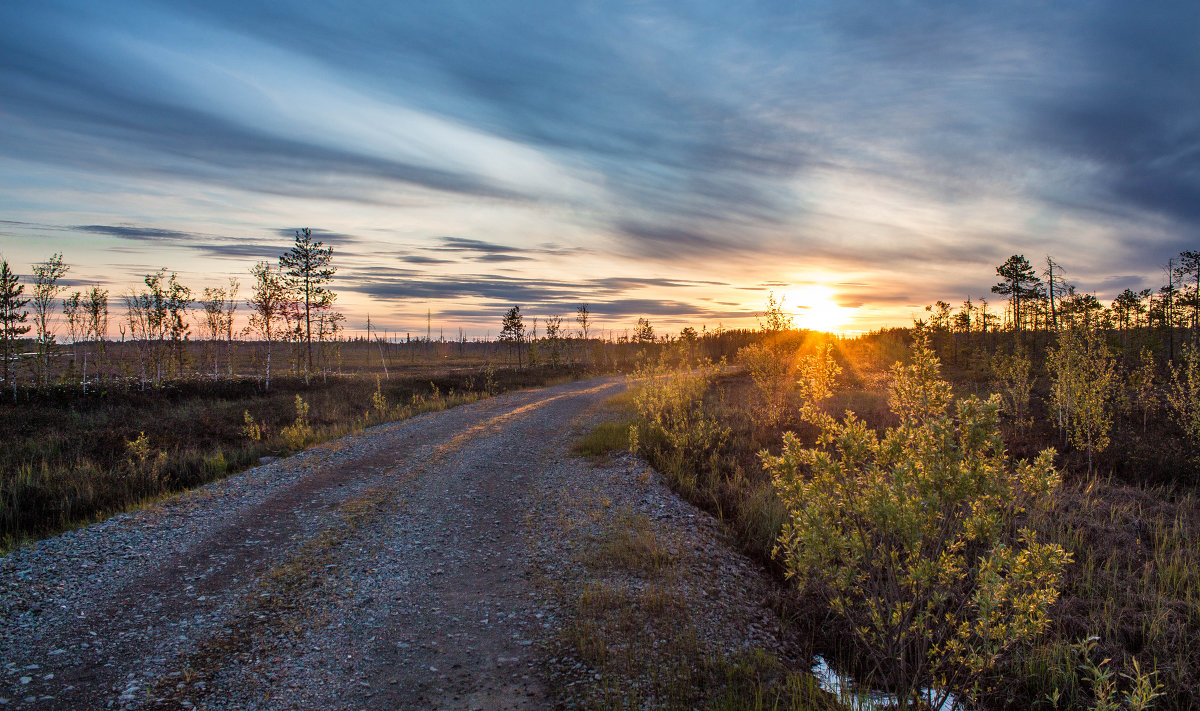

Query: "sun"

xmin=784 ymin=285 xmax=851 ymax=333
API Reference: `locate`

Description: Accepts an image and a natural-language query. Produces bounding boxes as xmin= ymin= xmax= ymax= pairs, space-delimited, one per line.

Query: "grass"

xmin=547 ymin=458 xmax=844 ymax=710
xmin=573 ymin=420 xmax=634 ymax=461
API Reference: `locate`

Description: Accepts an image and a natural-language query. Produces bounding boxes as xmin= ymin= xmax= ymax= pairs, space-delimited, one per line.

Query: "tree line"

xmin=0 ymin=228 xmax=338 ymax=392
xmin=907 ymin=249 xmax=1200 ymax=478
xmin=921 ymin=251 xmax=1200 ymax=356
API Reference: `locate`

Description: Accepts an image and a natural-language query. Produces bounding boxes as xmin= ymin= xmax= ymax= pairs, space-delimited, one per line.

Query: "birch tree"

xmin=249 ymin=261 xmax=290 ymax=389
xmin=30 ymin=253 xmax=68 ymax=385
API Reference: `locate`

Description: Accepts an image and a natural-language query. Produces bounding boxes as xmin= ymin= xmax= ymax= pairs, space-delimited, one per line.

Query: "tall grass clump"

xmin=628 ymin=347 xmax=729 ymax=498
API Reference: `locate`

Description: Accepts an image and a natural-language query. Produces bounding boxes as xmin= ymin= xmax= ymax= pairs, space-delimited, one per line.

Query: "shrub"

xmin=992 ymin=346 xmax=1033 ymax=429
xmin=629 ymin=352 xmax=728 ymax=496
xmin=737 ymin=342 xmax=795 ymax=428
xmin=764 ymin=334 xmax=1069 ymax=708
xmin=1047 ymin=327 xmax=1117 ymax=473
xmin=279 ymin=395 xmax=312 ymax=450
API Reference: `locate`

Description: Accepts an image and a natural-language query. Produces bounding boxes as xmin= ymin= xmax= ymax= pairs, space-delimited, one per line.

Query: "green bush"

xmin=765 ymin=334 xmax=1069 ymax=707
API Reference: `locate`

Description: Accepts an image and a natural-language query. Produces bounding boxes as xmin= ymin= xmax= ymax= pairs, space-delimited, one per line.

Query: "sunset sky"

xmin=1 ymin=1 xmax=1196 ymax=338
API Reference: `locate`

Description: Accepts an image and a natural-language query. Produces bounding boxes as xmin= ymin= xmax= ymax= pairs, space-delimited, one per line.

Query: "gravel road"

xmin=1 ymin=375 xmax=797 ymax=710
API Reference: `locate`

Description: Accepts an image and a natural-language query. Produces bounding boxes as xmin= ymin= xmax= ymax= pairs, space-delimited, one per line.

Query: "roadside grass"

xmin=0 ymin=364 xmax=588 ymax=552
xmin=547 ymin=465 xmax=843 ymax=709
xmin=572 ymin=420 xmax=634 ymax=461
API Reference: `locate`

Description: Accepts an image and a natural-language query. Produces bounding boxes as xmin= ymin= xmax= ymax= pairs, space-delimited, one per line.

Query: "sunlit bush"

xmin=765 ymin=333 xmax=1068 ymax=708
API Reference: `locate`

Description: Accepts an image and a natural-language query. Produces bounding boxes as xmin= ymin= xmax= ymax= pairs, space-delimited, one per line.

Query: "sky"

xmin=1 ymin=1 xmax=1197 ymax=338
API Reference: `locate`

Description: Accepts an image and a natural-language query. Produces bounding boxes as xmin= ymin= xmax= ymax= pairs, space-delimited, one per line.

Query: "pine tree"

xmin=500 ymin=306 xmax=525 ymax=368
xmin=279 ymin=228 xmax=336 ymax=378
xmin=991 ymin=254 xmax=1041 ymax=333
xmin=1176 ymin=250 xmax=1200 ymax=346
xmin=0 ymin=260 xmax=30 ymax=394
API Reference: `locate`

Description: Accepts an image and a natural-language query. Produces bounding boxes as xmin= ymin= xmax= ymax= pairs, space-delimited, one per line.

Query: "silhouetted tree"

xmin=0 ymin=260 xmax=30 ymax=396
xmin=1043 ymin=256 xmax=1069 ymax=331
xmin=991 ymin=254 xmax=1040 ymax=334
xmin=576 ymin=304 xmax=590 ymax=364
xmin=500 ymin=306 xmax=525 ymax=368
xmin=279 ymin=228 xmax=336 ymax=378
xmin=1176 ymin=250 xmax=1200 ymax=345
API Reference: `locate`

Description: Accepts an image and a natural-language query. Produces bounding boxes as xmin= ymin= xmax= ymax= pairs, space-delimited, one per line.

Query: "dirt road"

xmin=1 ymin=376 xmax=627 ymax=709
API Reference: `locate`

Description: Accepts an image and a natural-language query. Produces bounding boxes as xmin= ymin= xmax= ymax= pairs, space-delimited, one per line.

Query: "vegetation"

xmin=0 ymin=363 xmax=591 ymax=551
xmin=767 ymin=334 xmax=1068 ymax=708
xmin=5 ymin=237 xmax=1200 ymax=708
xmin=610 ymin=249 xmax=1200 ymax=710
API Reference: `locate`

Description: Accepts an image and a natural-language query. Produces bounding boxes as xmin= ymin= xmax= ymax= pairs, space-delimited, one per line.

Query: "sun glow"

xmin=785 ymin=285 xmax=851 ymax=333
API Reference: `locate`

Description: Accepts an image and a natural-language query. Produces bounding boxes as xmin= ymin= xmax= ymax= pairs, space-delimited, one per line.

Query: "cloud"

xmin=1 ymin=0 xmax=1195 ymax=324
xmin=399 ymin=255 xmax=456 ymax=265
xmin=72 ymin=225 xmax=195 ymax=241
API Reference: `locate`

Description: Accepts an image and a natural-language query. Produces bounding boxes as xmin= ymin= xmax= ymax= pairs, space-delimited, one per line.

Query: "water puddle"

xmin=811 ymin=656 xmax=960 ymax=710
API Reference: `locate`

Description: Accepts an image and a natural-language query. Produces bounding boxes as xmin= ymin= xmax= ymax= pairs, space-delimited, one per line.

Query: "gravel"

xmin=0 ymin=374 xmax=796 ymax=709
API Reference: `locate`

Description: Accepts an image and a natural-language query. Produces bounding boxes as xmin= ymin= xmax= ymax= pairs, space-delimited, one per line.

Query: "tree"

xmin=992 ymin=345 xmax=1033 ymax=429
xmin=224 ymin=277 xmax=240 ymax=376
xmin=1175 ymin=250 xmax=1200 ymax=345
xmin=163 ymin=272 xmax=192 ymax=378
xmin=635 ymin=317 xmax=655 ymax=344
xmin=991 ymin=255 xmax=1040 ymax=333
xmin=544 ymin=314 xmax=564 ymax=367
xmin=201 ymin=286 xmax=227 ymax=377
xmin=84 ymin=285 xmax=108 ymax=382
xmin=62 ymin=290 xmax=83 ymax=366
xmin=1047 ymin=325 xmax=1117 ymax=474
xmin=0 ymin=260 xmax=30 ymax=396
xmin=30 ymin=253 xmax=68 ymax=385
xmin=279 ymin=228 xmax=336 ymax=377
xmin=1043 ymin=257 xmax=1069 ymax=331
xmin=1160 ymin=259 xmax=1180 ymax=360
xmin=248 ymin=261 xmax=290 ymax=389
xmin=758 ymin=291 xmax=793 ymax=332
xmin=1168 ymin=344 xmax=1200 ymax=460
xmin=576 ymin=303 xmax=591 ymax=365
xmin=765 ymin=333 xmax=1067 ymax=707
xmin=500 ymin=306 xmax=525 ymax=368
xmin=1112 ymin=288 xmax=1151 ymax=348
